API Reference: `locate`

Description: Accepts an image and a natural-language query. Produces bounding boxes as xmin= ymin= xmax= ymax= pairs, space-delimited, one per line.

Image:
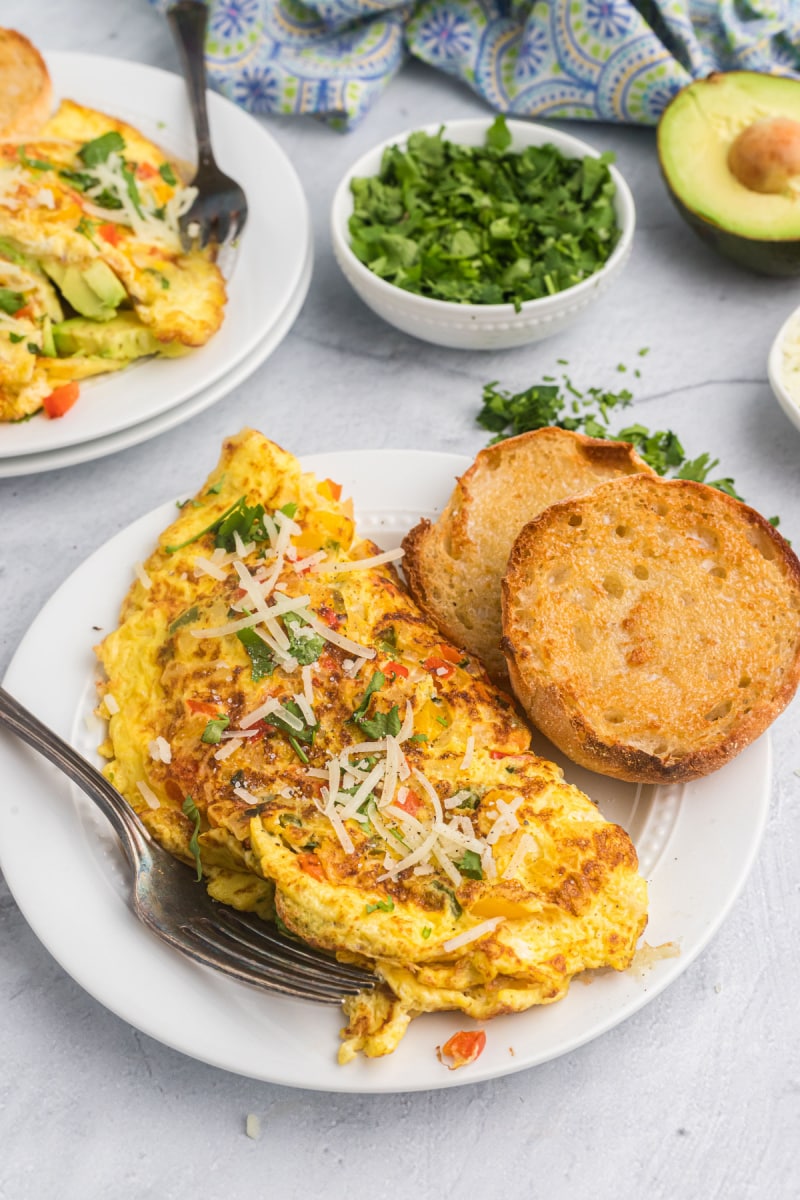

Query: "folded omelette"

xmin=0 ymin=100 xmax=225 ymax=420
xmin=97 ymin=431 xmax=648 ymax=1062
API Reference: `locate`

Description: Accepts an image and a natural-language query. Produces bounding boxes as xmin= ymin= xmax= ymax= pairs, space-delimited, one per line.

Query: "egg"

xmin=97 ymin=430 xmax=648 ymax=1062
xmin=0 ymin=100 xmax=225 ymax=419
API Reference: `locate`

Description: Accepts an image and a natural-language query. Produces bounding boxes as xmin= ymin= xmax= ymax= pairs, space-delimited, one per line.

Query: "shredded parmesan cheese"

xmin=136 ymin=780 xmax=160 ymax=810
xmin=460 ymin=736 xmax=475 ymax=770
xmin=104 ymin=693 xmax=120 ymax=716
xmin=316 ymin=548 xmax=404 ymax=574
xmin=134 ymin=562 xmax=152 ymax=590
xmin=214 ymin=739 xmax=243 ymax=761
xmin=442 ymin=917 xmax=504 ymax=954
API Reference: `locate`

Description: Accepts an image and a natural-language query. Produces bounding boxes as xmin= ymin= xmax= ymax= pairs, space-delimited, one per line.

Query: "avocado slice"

xmin=41 ymin=260 xmax=127 ymax=320
xmin=0 ymin=239 xmax=64 ymax=322
xmin=40 ymin=316 xmax=56 ymax=358
xmin=54 ymin=312 xmax=187 ymax=360
xmin=658 ymin=72 xmax=800 ymax=276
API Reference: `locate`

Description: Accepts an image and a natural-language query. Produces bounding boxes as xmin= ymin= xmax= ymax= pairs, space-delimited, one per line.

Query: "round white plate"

xmin=0 ymin=52 xmax=310 ymax=458
xmin=0 ymin=241 xmax=312 ymax=478
xmin=0 ymin=450 xmax=771 ymax=1093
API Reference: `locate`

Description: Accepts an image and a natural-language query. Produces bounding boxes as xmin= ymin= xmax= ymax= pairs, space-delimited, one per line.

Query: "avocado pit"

xmin=727 ymin=116 xmax=800 ymax=195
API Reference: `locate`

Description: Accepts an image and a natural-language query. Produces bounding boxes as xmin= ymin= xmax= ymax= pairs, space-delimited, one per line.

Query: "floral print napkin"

xmin=151 ymin=0 xmax=800 ymax=129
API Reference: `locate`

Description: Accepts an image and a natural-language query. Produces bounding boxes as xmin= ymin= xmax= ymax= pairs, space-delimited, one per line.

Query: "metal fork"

xmin=0 ymin=687 xmax=373 ymax=1003
xmin=167 ymin=0 xmax=248 ymax=250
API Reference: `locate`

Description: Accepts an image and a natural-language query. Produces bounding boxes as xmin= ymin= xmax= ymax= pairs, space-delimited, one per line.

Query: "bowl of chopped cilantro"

xmin=331 ymin=116 xmax=635 ymax=350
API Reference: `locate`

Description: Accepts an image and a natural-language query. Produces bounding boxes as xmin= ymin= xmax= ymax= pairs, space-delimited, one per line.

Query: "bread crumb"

xmin=245 ymin=1114 xmax=261 ymax=1140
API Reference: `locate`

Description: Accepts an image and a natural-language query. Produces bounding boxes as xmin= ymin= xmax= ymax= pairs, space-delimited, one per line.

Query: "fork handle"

xmin=168 ymin=1 xmax=214 ymax=170
xmin=0 ymin=686 xmax=151 ymax=871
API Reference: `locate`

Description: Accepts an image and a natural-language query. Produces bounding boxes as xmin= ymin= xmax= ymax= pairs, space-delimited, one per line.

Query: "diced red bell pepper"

xmin=297 ymin=852 xmax=325 ymax=882
xmin=424 ymin=656 xmax=455 ymax=679
xmin=439 ymin=1030 xmax=487 ymax=1070
xmin=395 ymin=789 xmax=423 ymax=817
xmin=382 ymin=661 xmax=409 ymax=680
xmin=98 ymin=223 xmax=121 ymax=246
xmin=186 ymin=698 xmax=221 ymax=716
xmin=42 ymin=382 xmax=80 ymax=418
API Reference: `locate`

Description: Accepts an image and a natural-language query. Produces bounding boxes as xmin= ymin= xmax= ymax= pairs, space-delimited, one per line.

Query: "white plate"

xmin=0 ymin=241 xmax=312 ymax=478
xmin=0 ymin=450 xmax=771 ymax=1093
xmin=0 ymin=52 xmax=310 ymax=458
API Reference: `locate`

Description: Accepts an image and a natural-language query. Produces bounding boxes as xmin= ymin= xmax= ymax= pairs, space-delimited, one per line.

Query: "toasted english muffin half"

xmin=502 ymin=474 xmax=800 ymax=783
xmin=0 ymin=30 xmax=52 ymax=137
xmin=402 ymin=428 xmax=654 ymax=680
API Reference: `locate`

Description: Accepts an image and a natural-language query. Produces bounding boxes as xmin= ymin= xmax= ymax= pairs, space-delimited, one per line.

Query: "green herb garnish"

xmin=365 ymin=897 xmax=395 ymax=914
xmin=201 ymin=714 xmax=230 ymax=744
xmin=165 ymin=495 xmax=268 ymax=554
xmin=0 ymin=289 xmax=24 ymax=315
xmin=348 ymin=117 xmax=619 ymax=311
xmin=279 ymin=502 xmax=298 ymax=518
xmin=283 ymin=611 xmax=324 ymax=666
xmin=78 ymin=130 xmax=125 ymax=167
xmin=159 ymin=162 xmax=177 ymax=186
xmin=421 ymin=926 xmax=432 ymax=939
xmin=432 ymin=880 xmax=462 ymax=919
xmin=456 ymin=850 xmax=484 ymax=880
xmin=477 ymin=372 xmax=748 ymax=503
xmin=182 ymin=795 xmax=203 ymax=881
xmin=265 ymin=699 xmax=316 ymax=764
xmin=236 ymin=626 xmax=275 ymax=681
xmin=8 ymin=332 xmax=24 ymax=344
xmin=375 ymin=625 xmax=397 ymax=656
xmin=75 ymin=216 xmax=98 ymax=244
xmin=18 ymin=146 xmax=53 ymax=171
xmin=169 ymin=605 xmax=199 ymax=634
xmin=207 ymin=475 xmax=226 ymax=495
xmin=230 ymin=769 xmax=245 ymax=789
xmin=279 ymin=813 xmax=303 ymax=828
xmin=350 ymin=670 xmax=402 ymax=740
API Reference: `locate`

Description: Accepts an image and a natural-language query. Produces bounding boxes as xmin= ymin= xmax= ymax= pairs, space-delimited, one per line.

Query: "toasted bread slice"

xmin=402 ymin=428 xmax=654 ymax=680
xmin=0 ymin=30 xmax=51 ymax=137
xmin=502 ymin=474 xmax=800 ymax=783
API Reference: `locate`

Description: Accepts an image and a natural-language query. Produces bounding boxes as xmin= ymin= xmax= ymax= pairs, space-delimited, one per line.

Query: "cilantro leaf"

xmin=0 ymin=289 xmax=25 ymax=315
xmin=182 ymin=795 xmax=203 ymax=881
xmin=432 ymin=880 xmax=463 ymax=919
xmin=265 ymin=699 xmax=316 ymax=763
xmin=283 ymin=612 xmax=324 ymax=666
xmin=158 ymin=162 xmax=177 ymax=186
xmin=78 ymin=131 xmax=125 ymax=166
xmin=365 ymin=897 xmax=395 ymax=914
xmin=456 ymin=850 xmax=484 ymax=880
xmin=353 ymin=670 xmax=385 ymax=719
xmin=18 ymin=146 xmax=54 ymax=171
xmin=169 ymin=605 xmax=199 ymax=634
xmin=357 ymin=705 xmax=402 ymax=740
xmin=236 ymin=626 xmax=276 ymax=681
xmin=201 ymin=714 xmax=230 ymax=744
xmin=165 ymin=495 xmax=268 ymax=554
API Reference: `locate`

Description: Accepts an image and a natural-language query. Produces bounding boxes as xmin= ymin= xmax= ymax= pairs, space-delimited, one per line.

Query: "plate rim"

xmin=0 ymin=49 xmax=311 ymax=458
xmin=0 ymin=448 xmax=772 ymax=1092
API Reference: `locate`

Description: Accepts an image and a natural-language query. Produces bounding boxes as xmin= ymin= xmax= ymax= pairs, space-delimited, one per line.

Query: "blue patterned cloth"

xmin=150 ymin=0 xmax=800 ymax=129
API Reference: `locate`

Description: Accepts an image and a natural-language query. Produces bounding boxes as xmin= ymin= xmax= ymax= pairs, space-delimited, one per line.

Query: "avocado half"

xmin=658 ymin=72 xmax=800 ymax=277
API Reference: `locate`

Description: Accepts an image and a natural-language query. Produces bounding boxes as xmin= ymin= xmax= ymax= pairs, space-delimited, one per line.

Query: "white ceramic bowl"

xmin=330 ymin=118 xmax=636 ymax=351
xmin=768 ymin=304 xmax=800 ymax=435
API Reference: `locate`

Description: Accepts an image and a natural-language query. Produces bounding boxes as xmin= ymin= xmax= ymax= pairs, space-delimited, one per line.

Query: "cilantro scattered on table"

xmin=348 ymin=117 xmax=619 ymax=311
xmin=477 ymin=368 xmax=751 ymax=503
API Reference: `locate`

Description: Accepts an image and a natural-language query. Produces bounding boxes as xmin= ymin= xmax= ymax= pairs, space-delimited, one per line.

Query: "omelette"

xmin=0 ymin=100 xmax=225 ymax=420
xmin=97 ymin=431 xmax=648 ymax=1063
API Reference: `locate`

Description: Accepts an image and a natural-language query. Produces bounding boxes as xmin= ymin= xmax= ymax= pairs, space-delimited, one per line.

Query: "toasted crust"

xmin=402 ymin=428 xmax=654 ymax=680
xmin=0 ymin=30 xmax=52 ymax=137
xmin=502 ymin=474 xmax=800 ymax=783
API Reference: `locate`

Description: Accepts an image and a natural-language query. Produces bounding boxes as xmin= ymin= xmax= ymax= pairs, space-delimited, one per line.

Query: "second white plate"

xmin=0 ymin=450 xmax=771 ymax=1092
xmin=1 ymin=51 xmax=311 ymax=458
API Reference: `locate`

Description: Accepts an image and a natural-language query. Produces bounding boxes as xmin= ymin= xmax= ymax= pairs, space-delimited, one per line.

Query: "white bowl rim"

xmin=330 ymin=117 xmax=636 ymax=317
xmin=767 ymin=303 xmax=800 ymax=433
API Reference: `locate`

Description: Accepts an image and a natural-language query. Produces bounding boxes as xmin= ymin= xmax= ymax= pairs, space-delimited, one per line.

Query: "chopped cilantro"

xmin=279 ymin=502 xmax=298 ymax=518
xmin=78 ymin=130 xmax=125 ymax=167
xmin=421 ymin=926 xmax=432 ymax=939
xmin=26 ymin=342 xmax=39 ymax=355
xmin=432 ymin=880 xmax=462 ymax=919
xmin=121 ymin=163 xmax=144 ymax=218
xmin=477 ymin=370 xmax=755 ymax=507
xmin=230 ymin=769 xmax=245 ymax=788
xmin=376 ymin=625 xmax=397 ymax=655
xmin=265 ymin=699 xmax=316 ymax=764
xmin=182 ymin=795 xmax=203 ymax=881
xmin=201 ymin=714 xmax=230 ymax=744
xmin=435 ymin=715 xmax=449 ymax=728
xmin=407 ymin=733 xmax=428 ymax=744
xmin=58 ymin=168 xmax=96 ymax=192
xmin=283 ymin=612 xmax=324 ymax=665
xmin=279 ymin=813 xmax=303 ymax=828
xmin=75 ymin=216 xmax=98 ymax=244
xmin=169 ymin=605 xmax=199 ymax=633
xmin=18 ymin=146 xmax=53 ymax=171
xmin=365 ymin=897 xmax=395 ymax=914
xmin=453 ymin=791 xmax=480 ymax=810
xmin=165 ymin=495 xmax=268 ymax=554
xmin=457 ymin=850 xmax=484 ymax=879
xmin=236 ymin=626 xmax=275 ymax=681
xmin=348 ymin=117 xmax=619 ymax=311
xmin=0 ymin=289 xmax=24 ymax=315
xmin=350 ymin=675 xmax=402 ymax=741
xmin=8 ymin=332 xmax=24 ymax=343
xmin=158 ymin=161 xmax=177 ymax=186
xmin=207 ymin=475 xmax=226 ymax=495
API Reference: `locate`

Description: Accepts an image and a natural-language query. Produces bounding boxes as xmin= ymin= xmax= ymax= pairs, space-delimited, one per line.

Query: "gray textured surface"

xmin=1 ymin=3 xmax=799 ymax=1197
